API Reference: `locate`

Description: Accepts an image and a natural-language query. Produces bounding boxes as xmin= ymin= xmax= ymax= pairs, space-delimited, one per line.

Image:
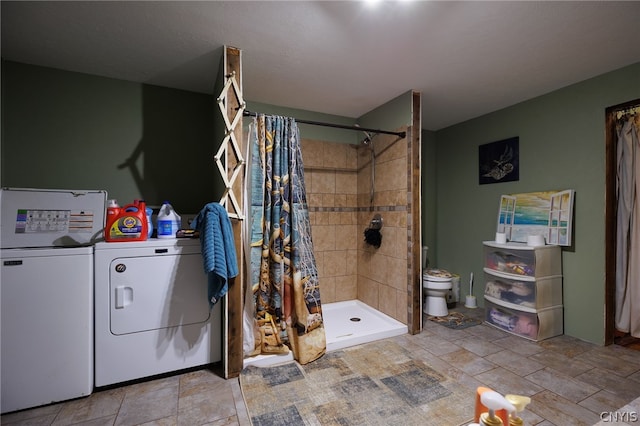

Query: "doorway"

xmin=605 ymin=98 xmax=640 ymax=349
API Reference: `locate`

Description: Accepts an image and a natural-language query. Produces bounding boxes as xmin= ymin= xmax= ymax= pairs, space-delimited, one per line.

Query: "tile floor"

xmin=3 ymin=306 xmax=640 ymax=426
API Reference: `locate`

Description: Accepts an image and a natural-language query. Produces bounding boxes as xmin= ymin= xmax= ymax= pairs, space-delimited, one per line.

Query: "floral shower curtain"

xmin=615 ymin=111 xmax=640 ymax=338
xmin=245 ymin=114 xmax=325 ymax=364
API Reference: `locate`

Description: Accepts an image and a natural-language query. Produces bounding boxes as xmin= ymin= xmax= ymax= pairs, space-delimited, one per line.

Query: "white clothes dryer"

xmin=94 ymin=239 xmax=221 ymax=387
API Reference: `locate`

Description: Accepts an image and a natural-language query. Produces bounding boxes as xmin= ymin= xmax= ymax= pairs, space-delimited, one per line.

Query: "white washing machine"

xmin=94 ymin=239 xmax=221 ymax=387
xmin=1 ymin=246 xmax=95 ymax=413
xmin=1 ymin=187 xmax=106 ymax=413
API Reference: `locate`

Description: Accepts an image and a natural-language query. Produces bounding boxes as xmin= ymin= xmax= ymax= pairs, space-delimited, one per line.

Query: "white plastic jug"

xmin=145 ymin=207 xmax=153 ymax=238
xmin=156 ymin=201 xmax=181 ymax=239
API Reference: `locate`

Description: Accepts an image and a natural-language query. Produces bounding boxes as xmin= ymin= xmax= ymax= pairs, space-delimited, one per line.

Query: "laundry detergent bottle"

xmin=105 ymin=199 xmax=148 ymax=242
xmin=156 ymin=201 xmax=181 ymax=239
xmin=104 ymin=199 xmax=120 ymax=236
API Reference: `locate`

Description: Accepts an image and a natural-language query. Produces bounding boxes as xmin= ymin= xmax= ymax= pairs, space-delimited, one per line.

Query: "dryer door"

xmin=109 ymin=252 xmax=210 ymax=335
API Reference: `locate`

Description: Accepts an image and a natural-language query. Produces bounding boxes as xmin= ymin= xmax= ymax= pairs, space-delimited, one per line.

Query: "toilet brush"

xmin=465 ymin=272 xmax=477 ymax=308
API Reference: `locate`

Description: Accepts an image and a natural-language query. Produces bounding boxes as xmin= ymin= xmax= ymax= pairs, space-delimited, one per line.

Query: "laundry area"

xmin=0 ymin=189 xmax=226 ymax=413
xmin=0 ymin=44 xmax=423 ymax=415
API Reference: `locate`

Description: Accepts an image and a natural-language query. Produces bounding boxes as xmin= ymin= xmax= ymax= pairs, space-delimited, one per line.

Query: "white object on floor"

xmin=243 ymin=299 xmax=407 ymax=368
xmin=242 ymin=351 xmax=294 ymax=368
xmin=465 ymin=295 xmax=478 ymax=308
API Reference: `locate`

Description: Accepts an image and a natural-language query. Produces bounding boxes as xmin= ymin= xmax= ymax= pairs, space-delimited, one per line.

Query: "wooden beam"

xmin=409 ymin=91 xmax=422 ymax=334
xmin=223 ymin=45 xmax=244 ymax=378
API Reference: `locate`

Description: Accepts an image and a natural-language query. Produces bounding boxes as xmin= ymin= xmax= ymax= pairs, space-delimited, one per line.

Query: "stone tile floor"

xmin=3 ymin=306 xmax=640 ymax=425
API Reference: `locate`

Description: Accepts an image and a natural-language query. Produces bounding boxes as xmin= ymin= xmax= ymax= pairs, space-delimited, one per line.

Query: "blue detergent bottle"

xmin=146 ymin=207 xmax=153 ymax=238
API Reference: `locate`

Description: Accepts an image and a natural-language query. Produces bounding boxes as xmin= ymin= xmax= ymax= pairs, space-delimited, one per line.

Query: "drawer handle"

xmin=155 ymin=249 xmax=168 ymax=254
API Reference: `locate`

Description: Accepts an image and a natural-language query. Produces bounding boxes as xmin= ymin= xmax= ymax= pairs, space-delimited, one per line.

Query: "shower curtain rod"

xmin=242 ymin=109 xmax=406 ymax=139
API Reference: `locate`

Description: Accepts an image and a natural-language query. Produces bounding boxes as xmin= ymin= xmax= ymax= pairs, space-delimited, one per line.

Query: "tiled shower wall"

xmin=301 ymin=132 xmax=409 ymax=324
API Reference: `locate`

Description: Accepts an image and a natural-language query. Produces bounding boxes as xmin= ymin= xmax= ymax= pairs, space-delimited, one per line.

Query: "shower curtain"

xmin=244 ymin=114 xmax=325 ymax=364
xmin=615 ymin=113 xmax=640 ymax=338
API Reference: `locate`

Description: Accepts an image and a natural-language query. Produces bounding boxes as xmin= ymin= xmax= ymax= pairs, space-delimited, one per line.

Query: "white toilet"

xmin=423 ymin=269 xmax=453 ymax=317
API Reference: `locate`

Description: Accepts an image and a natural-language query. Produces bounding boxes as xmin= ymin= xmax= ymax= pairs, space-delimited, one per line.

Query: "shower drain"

xmin=350 ymin=317 xmax=361 ymax=322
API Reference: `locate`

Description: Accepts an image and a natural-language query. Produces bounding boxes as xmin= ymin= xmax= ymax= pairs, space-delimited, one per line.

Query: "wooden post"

xmin=409 ymin=91 xmax=422 ymax=334
xmin=223 ymin=46 xmax=244 ymax=378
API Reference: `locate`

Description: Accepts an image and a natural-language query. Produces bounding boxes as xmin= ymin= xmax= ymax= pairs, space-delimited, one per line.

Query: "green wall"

xmin=421 ymin=129 xmax=437 ymax=267
xmin=357 ymin=90 xmax=414 ymax=131
xmin=1 ymin=60 xmax=218 ymax=214
xmin=0 ymin=62 xmax=405 ymax=216
xmin=433 ymin=62 xmax=640 ymax=345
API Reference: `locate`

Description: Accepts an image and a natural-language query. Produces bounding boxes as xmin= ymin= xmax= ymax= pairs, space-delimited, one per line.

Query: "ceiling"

xmin=2 ymin=1 xmax=640 ymax=131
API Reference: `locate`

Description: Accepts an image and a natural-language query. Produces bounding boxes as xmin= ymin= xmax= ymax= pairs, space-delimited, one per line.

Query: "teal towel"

xmin=191 ymin=202 xmax=239 ymax=307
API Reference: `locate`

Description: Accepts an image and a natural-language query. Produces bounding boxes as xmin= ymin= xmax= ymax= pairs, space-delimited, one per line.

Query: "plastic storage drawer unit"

xmin=483 ymin=242 xmax=562 ymax=278
xmin=483 ymin=269 xmax=563 ymax=309
xmin=484 ymin=299 xmax=563 ymax=341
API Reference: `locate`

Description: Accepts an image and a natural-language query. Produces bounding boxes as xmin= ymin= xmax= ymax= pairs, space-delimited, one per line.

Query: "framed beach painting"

xmin=497 ymin=189 xmax=575 ymax=246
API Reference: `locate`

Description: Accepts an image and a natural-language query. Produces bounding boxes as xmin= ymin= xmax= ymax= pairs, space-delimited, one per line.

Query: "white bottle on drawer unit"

xmin=483 ymin=241 xmax=563 ymax=341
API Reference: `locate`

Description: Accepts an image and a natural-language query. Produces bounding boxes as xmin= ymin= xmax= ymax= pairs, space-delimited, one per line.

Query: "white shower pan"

xmin=244 ymin=299 xmax=407 ymax=368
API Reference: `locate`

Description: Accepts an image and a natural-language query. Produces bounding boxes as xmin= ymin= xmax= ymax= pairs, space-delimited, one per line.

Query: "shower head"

xmin=360 ymin=130 xmax=375 ymax=146
xmin=355 ymin=124 xmax=375 ymax=146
